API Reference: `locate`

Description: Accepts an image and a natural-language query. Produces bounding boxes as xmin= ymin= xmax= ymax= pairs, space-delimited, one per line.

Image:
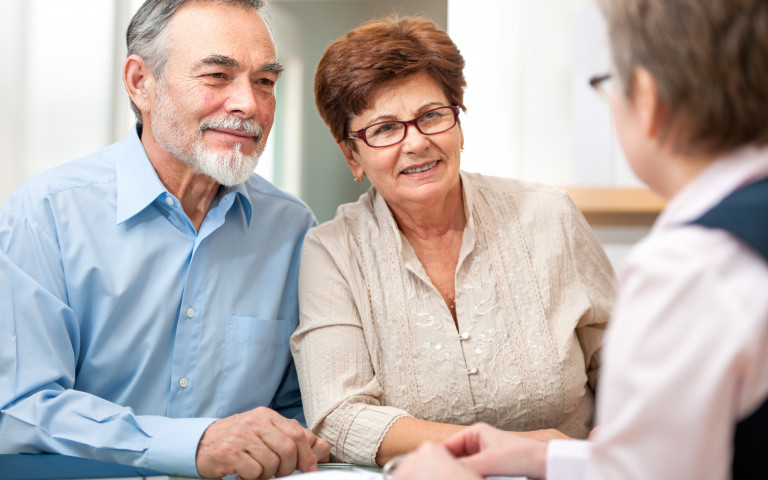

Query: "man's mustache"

xmin=199 ymin=116 xmax=263 ymax=142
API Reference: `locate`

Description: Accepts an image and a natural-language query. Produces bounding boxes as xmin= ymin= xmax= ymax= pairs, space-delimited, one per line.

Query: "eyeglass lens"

xmin=589 ymin=74 xmax=613 ymax=100
xmin=364 ymin=107 xmax=457 ymax=147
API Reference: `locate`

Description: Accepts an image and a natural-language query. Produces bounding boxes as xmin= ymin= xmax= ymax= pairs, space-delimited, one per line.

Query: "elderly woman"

xmin=290 ymin=16 xmax=615 ymax=467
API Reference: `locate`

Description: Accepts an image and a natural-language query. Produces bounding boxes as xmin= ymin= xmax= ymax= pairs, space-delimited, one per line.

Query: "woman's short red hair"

xmin=314 ymin=16 xmax=467 ymax=143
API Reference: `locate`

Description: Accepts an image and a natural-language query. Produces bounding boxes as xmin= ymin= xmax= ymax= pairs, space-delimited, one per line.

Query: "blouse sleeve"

xmin=290 ymin=228 xmax=409 ymax=466
xmin=564 ymin=194 xmax=616 ymax=393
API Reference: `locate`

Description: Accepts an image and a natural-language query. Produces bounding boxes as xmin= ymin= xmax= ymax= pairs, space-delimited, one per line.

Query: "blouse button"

xmin=468 ymin=367 xmax=478 ymax=375
xmin=460 ymin=331 xmax=470 ymax=340
xmin=475 ymin=404 xmax=486 ymax=413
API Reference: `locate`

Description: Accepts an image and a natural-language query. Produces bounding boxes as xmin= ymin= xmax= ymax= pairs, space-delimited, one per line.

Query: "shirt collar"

xmin=458 ymin=170 xmax=477 ymax=238
xmin=219 ymin=182 xmax=254 ymax=228
xmin=115 ymin=123 xmax=254 ymax=227
xmin=654 ymin=145 xmax=768 ymax=232
xmin=116 ymin=124 xmax=167 ymax=225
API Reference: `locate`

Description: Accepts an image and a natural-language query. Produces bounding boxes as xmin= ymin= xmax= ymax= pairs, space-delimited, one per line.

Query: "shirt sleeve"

xmin=564 ymin=194 xmax=616 ymax=393
xmin=0 ymin=212 xmax=214 ymax=478
xmin=547 ymin=439 xmax=591 ymax=480
xmin=269 ymin=211 xmax=316 ymax=427
xmin=589 ymin=227 xmax=768 ymax=480
xmin=269 ymin=354 xmax=306 ymax=425
xmin=291 ymin=229 xmax=409 ymax=466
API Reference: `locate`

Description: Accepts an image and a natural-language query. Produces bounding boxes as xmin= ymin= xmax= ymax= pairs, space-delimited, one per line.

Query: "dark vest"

xmin=690 ymin=176 xmax=768 ymax=479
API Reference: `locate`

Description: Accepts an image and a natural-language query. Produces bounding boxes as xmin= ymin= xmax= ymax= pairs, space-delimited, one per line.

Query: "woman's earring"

xmin=353 ymin=174 xmax=364 ymax=184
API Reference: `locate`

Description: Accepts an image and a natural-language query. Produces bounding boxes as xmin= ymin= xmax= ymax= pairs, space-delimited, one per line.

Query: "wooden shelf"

xmin=560 ymin=187 xmax=666 ymax=226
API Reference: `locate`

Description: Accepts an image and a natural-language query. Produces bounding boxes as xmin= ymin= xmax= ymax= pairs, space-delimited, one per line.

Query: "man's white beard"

xmin=151 ymin=82 xmax=265 ymax=186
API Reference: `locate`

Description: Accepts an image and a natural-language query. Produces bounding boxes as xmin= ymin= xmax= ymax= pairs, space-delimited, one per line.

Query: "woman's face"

xmin=339 ymin=72 xmax=464 ymax=211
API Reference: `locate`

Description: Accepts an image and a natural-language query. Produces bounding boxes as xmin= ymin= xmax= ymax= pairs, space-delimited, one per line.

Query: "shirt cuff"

xmin=342 ymin=406 xmax=409 ymax=466
xmin=547 ymin=439 xmax=591 ymax=480
xmin=145 ymin=416 xmax=217 ymax=477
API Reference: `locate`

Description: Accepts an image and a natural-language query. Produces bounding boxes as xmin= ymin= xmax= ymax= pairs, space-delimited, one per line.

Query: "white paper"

xmin=283 ymin=470 xmax=383 ymax=479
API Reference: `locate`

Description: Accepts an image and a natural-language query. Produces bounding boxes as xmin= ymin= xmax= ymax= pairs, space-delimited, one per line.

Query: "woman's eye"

xmin=371 ymin=123 xmax=398 ymax=136
xmin=422 ymin=111 xmax=443 ymax=121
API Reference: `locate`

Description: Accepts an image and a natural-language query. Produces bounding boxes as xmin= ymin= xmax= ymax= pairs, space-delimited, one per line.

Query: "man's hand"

xmin=195 ymin=406 xmax=330 ymax=479
xmin=443 ymin=423 xmax=548 ymax=480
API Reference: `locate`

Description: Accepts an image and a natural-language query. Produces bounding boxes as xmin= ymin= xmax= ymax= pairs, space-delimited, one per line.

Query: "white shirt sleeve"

xmin=547 ymin=440 xmax=591 ymax=480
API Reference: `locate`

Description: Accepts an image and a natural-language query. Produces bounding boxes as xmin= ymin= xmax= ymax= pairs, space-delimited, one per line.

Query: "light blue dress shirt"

xmin=0 ymin=126 xmax=316 ymax=477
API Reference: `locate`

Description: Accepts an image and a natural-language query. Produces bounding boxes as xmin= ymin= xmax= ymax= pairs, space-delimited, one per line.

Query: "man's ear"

xmin=123 ymin=54 xmax=155 ymax=119
xmin=338 ymin=140 xmax=364 ymax=179
xmin=632 ymin=67 xmax=669 ymax=140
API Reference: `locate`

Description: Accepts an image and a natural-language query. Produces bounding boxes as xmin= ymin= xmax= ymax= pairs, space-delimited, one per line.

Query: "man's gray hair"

xmin=126 ymin=0 xmax=267 ymax=125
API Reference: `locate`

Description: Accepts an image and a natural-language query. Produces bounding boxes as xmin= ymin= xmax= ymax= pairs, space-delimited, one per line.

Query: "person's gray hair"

xmin=126 ymin=0 xmax=268 ymax=125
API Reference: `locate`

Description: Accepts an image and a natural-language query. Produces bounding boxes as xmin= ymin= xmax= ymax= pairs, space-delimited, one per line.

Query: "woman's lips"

xmin=401 ymin=160 xmax=439 ymax=174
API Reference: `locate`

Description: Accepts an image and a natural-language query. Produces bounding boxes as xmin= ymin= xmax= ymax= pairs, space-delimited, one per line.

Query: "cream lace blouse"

xmin=291 ymin=171 xmax=615 ymax=466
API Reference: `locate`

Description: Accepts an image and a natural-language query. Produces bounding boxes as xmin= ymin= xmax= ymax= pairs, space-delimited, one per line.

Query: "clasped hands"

xmin=391 ymin=423 xmax=559 ymax=480
xmin=195 ymin=406 xmax=330 ymax=479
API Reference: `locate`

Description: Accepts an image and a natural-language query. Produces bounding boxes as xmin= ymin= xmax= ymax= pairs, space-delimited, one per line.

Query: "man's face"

xmin=145 ymin=2 xmax=281 ymax=185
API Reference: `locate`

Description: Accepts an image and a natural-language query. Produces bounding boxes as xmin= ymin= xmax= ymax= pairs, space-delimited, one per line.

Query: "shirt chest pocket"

xmin=216 ymin=316 xmax=296 ymax=417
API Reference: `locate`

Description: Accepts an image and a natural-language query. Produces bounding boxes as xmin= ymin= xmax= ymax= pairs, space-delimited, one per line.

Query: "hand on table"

xmin=512 ymin=427 xmax=572 ymax=442
xmin=195 ymin=406 xmax=330 ymax=479
xmin=443 ymin=423 xmax=548 ymax=480
xmin=392 ymin=442 xmax=481 ymax=480
xmin=390 ymin=423 xmax=553 ymax=480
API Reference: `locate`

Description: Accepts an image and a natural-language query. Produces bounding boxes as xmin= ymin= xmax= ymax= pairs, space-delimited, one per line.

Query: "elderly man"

xmin=0 ymin=0 xmax=329 ymax=478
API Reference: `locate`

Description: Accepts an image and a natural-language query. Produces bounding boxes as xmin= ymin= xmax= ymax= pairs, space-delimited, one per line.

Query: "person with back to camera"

xmin=290 ymin=15 xmax=616 ymax=467
xmin=391 ymin=0 xmax=768 ymax=479
xmin=0 ymin=1 xmax=329 ymax=478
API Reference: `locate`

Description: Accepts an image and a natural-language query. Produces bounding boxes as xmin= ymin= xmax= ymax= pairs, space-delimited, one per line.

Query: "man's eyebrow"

xmin=191 ymin=56 xmax=284 ymax=75
xmin=193 ymin=54 xmax=239 ymax=71
xmin=261 ymin=61 xmax=285 ymax=75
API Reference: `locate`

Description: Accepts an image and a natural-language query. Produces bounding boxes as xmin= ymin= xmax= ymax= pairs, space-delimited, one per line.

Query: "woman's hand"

xmin=391 ymin=442 xmax=482 ymax=480
xmin=443 ymin=423 xmax=549 ymax=480
xmin=512 ymin=427 xmax=573 ymax=442
xmin=391 ymin=423 xmax=550 ymax=480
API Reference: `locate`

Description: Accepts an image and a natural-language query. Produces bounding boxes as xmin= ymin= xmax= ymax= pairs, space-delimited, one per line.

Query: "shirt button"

xmin=475 ymin=404 xmax=486 ymax=413
xmin=179 ymin=377 xmax=189 ymax=388
xmin=186 ymin=307 xmax=195 ymax=318
xmin=165 ymin=197 xmax=174 ymax=206
xmin=460 ymin=331 xmax=470 ymax=340
xmin=468 ymin=367 xmax=478 ymax=375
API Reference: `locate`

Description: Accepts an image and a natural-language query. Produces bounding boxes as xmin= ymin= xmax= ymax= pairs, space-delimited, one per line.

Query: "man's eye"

xmin=257 ymin=78 xmax=276 ymax=87
xmin=208 ymin=72 xmax=225 ymax=79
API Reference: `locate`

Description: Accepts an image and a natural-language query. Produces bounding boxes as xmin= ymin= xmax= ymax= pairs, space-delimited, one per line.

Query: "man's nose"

xmin=225 ymin=78 xmax=260 ymax=118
